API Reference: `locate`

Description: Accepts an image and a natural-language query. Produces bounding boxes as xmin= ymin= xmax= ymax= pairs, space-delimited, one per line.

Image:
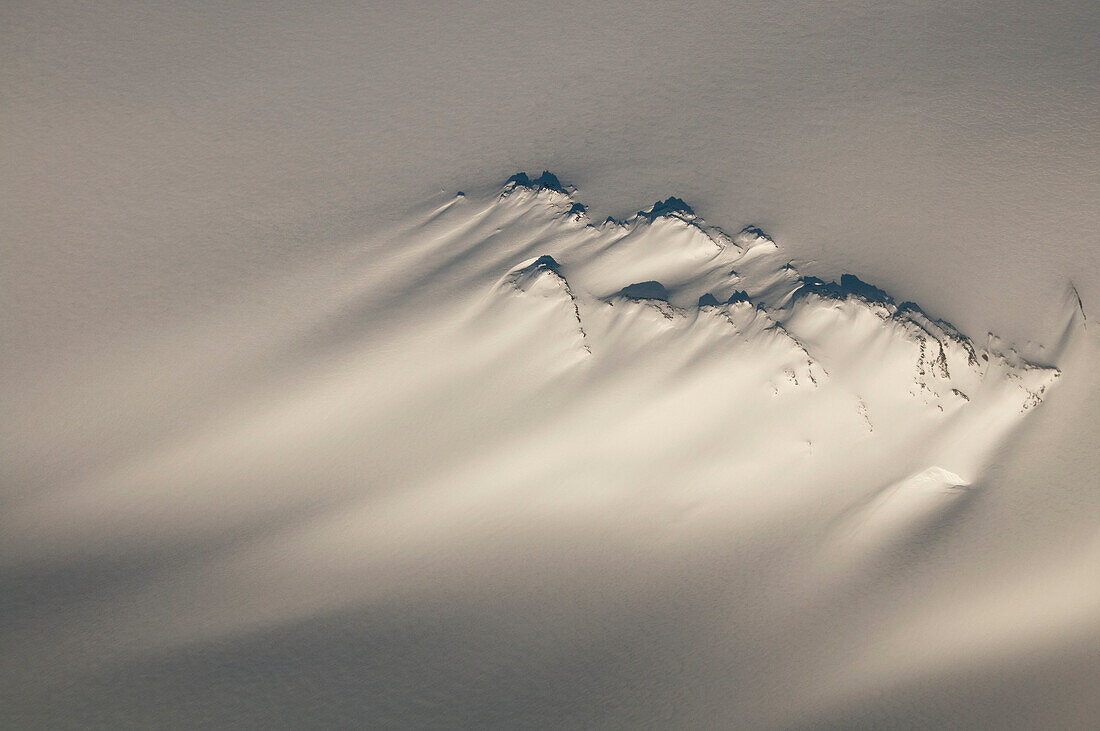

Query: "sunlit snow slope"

xmin=3 ymin=174 xmax=1095 ymax=727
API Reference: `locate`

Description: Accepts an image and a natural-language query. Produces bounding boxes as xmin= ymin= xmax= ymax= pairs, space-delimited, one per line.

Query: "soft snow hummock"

xmin=3 ymin=174 xmax=1095 ymax=727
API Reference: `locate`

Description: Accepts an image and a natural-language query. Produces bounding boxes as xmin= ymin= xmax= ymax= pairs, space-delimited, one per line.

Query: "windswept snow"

xmin=2 ymin=174 xmax=1094 ymax=727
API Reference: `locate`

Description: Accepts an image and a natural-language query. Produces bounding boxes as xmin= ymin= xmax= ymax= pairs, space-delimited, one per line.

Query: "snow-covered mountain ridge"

xmin=4 ymin=171 xmax=1065 ymax=595
xmin=489 ymin=171 xmax=1056 ymax=414
xmin=279 ymin=169 xmax=1065 ymax=555
xmin=4 ymin=171 xmax=1092 ymax=729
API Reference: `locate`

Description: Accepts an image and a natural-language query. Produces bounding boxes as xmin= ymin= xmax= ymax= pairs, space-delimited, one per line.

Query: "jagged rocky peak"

xmin=896 ymin=301 xmax=972 ymax=344
xmin=504 ymin=170 xmax=572 ymax=195
xmin=734 ymin=225 xmax=775 ymax=248
xmin=617 ymin=281 xmax=671 ymax=302
xmin=698 ymin=293 xmax=722 ymax=307
xmin=503 ymin=254 xmax=571 ymax=295
xmin=528 ymin=254 xmax=562 ymax=272
xmin=639 ymin=196 xmax=696 ymax=221
xmin=699 ymin=290 xmax=751 ymax=308
xmin=794 ymin=274 xmax=893 ymax=305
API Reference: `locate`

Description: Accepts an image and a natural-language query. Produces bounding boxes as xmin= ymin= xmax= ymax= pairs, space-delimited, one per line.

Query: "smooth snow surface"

xmin=4 ymin=176 xmax=1097 ymax=727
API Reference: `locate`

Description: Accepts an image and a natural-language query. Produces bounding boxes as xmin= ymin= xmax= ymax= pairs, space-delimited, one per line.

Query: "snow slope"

xmin=2 ymin=175 xmax=1094 ymax=727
